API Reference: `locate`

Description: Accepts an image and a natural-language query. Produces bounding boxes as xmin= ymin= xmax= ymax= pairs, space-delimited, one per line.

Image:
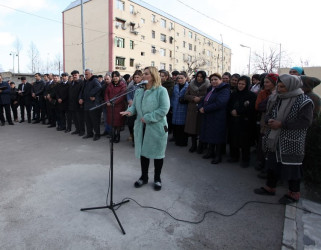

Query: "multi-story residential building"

xmin=63 ymin=0 xmax=231 ymax=75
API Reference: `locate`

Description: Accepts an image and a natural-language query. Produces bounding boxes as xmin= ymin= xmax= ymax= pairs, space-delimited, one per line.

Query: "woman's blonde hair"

xmin=145 ymin=66 xmax=161 ymax=87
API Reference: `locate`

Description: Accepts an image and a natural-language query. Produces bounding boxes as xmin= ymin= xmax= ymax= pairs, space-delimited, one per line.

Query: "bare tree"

xmin=28 ymin=42 xmax=40 ymax=73
xmin=183 ymin=56 xmax=209 ymax=77
xmin=14 ymin=38 xmax=23 ymax=73
xmin=253 ymin=47 xmax=292 ymax=73
xmin=53 ymin=54 xmax=63 ymax=75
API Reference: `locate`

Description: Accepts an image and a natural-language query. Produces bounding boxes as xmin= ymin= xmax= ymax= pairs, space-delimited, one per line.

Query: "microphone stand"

xmin=80 ymin=84 xmax=143 ymax=235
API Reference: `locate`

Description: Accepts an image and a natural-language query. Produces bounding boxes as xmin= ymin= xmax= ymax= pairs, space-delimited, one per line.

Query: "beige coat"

xmin=184 ymin=79 xmax=210 ymax=135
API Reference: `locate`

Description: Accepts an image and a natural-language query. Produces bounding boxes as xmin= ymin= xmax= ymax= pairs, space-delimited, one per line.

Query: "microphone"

xmin=136 ymin=80 xmax=148 ymax=87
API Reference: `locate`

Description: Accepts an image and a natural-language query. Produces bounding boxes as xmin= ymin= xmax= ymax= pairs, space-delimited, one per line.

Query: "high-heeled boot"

xmin=203 ymin=144 xmax=215 ymax=159
xmin=189 ymin=136 xmax=198 ymax=153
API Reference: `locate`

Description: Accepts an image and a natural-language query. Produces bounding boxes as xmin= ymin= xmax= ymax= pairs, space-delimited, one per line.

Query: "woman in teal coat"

xmin=121 ymin=66 xmax=170 ymax=191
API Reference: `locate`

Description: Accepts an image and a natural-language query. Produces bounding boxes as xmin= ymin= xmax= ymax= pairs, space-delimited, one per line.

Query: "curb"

xmin=282 ymin=203 xmax=298 ymax=250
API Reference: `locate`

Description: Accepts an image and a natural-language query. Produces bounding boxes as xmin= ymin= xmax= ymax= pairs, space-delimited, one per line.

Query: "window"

xmin=189 ymin=43 xmax=192 ymax=50
xmin=160 ymin=48 xmax=166 ymax=56
xmin=183 ymin=41 xmax=186 ymax=48
xmin=115 ymin=19 xmax=125 ymax=29
xmin=151 ymin=46 xmax=156 ymax=54
xmin=195 ymin=34 xmax=197 ymax=41
xmin=169 ymin=64 xmax=172 ymax=72
xmin=129 ymin=5 xmax=134 ymax=14
xmin=116 ymin=57 xmax=125 ymax=66
xmin=169 ymin=50 xmax=172 ymax=58
xmin=169 ymin=36 xmax=173 ymax=44
xmin=141 ymin=52 xmax=145 ymax=56
xmin=177 ymin=32 xmax=179 ymax=36
xmin=152 ymin=30 xmax=155 ymax=39
xmin=115 ymin=37 xmax=125 ymax=48
xmin=188 ymin=31 xmax=192 ymax=38
xmin=170 ymin=22 xmax=174 ymax=30
xmin=130 ymin=40 xmax=134 ymax=49
xmin=140 ymin=18 xmax=145 ymax=24
xmin=151 ymin=61 xmax=155 ymax=67
xmin=194 ymin=45 xmax=196 ymax=51
xmin=129 ymin=22 xmax=135 ymax=31
xmin=130 ymin=58 xmax=134 ymax=67
xmin=151 ymin=14 xmax=156 ymax=22
xmin=188 ymin=55 xmax=192 ymax=62
xmin=160 ymin=19 xmax=166 ymax=28
xmin=183 ymin=29 xmax=186 ymax=36
xmin=141 ymin=35 xmax=145 ymax=40
xmin=160 ymin=63 xmax=166 ymax=70
xmin=116 ymin=0 xmax=124 ymax=11
xmin=160 ymin=34 xmax=166 ymax=42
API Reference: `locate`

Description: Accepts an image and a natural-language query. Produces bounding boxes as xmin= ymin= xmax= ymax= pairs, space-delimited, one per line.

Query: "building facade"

xmin=63 ymin=0 xmax=231 ymax=75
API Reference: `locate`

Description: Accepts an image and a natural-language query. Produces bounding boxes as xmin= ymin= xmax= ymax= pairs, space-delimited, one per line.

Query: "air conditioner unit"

xmin=115 ymin=24 xmax=120 ymax=29
xmin=122 ymin=26 xmax=127 ymax=30
xmin=152 ymin=19 xmax=158 ymax=23
xmin=152 ymin=49 xmax=156 ymax=54
xmin=131 ymin=31 xmax=139 ymax=35
xmin=121 ymin=66 xmax=127 ymax=70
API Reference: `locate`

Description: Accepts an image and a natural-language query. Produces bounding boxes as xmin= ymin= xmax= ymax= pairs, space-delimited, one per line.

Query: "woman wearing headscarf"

xmin=227 ymin=75 xmax=257 ymax=167
xmin=120 ymin=66 xmax=170 ymax=191
xmin=254 ymin=74 xmax=313 ymax=204
xmin=160 ymin=70 xmax=174 ymax=134
xmin=184 ymin=70 xmax=210 ymax=153
xmin=198 ymin=73 xmax=230 ymax=164
xmin=255 ymin=73 xmax=278 ymax=174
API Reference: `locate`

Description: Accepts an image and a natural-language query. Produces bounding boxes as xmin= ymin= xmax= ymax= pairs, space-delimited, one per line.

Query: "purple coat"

xmin=198 ymin=83 xmax=230 ymax=144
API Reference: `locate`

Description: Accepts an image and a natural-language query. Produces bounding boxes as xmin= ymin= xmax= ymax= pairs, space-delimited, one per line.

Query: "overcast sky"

xmin=0 ymin=0 xmax=320 ymax=75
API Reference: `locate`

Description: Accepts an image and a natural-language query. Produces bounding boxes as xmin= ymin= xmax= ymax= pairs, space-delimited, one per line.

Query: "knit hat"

xmin=290 ymin=67 xmax=303 ymax=75
xmin=265 ymin=73 xmax=279 ymax=85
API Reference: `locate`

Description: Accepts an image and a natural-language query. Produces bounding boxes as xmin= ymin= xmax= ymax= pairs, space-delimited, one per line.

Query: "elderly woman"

xmin=198 ymin=73 xmax=230 ymax=164
xmin=184 ymin=71 xmax=210 ymax=153
xmin=121 ymin=67 xmax=170 ymax=191
xmin=254 ymin=74 xmax=313 ymax=204
xmin=227 ymin=75 xmax=257 ymax=167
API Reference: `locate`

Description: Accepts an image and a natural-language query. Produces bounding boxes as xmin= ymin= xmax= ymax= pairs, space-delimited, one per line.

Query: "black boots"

xmin=189 ymin=136 xmax=198 ymax=153
xmin=211 ymin=144 xmax=222 ymax=164
xmin=197 ymin=141 xmax=206 ymax=154
xmin=203 ymin=144 xmax=215 ymax=159
xmin=113 ymin=129 xmax=120 ymax=143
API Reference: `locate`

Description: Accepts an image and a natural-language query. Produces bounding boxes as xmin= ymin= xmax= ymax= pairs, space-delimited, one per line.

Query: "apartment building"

xmin=63 ymin=0 xmax=231 ymax=75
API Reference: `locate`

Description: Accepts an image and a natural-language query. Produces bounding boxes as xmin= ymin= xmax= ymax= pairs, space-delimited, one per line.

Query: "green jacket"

xmin=127 ymin=86 xmax=170 ymax=159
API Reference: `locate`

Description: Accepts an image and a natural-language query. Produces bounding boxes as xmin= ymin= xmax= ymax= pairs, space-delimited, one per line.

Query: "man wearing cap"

xmin=31 ymin=73 xmax=45 ymax=123
xmin=55 ymin=72 xmax=70 ymax=131
xmin=46 ymin=74 xmax=59 ymax=128
xmin=68 ymin=70 xmax=85 ymax=136
xmin=17 ymin=76 xmax=32 ymax=123
xmin=80 ymin=69 xmax=102 ymax=141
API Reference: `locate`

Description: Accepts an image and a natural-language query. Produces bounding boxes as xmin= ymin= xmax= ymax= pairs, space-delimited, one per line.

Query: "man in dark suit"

xmin=80 ymin=69 xmax=102 ymax=141
xmin=17 ymin=76 xmax=32 ymax=123
xmin=0 ymin=74 xmax=14 ymax=125
xmin=55 ymin=72 xmax=69 ymax=131
xmin=31 ymin=73 xmax=45 ymax=123
xmin=68 ymin=70 xmax=85 ymax=135
xmin=46 ymin=74 xmax=59 ymax=128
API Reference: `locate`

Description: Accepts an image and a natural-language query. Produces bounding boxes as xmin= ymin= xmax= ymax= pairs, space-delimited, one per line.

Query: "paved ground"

xmin=1 ymin=121 xmax=288 ymax=249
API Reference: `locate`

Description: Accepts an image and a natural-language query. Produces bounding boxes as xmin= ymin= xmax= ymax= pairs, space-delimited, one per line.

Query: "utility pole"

xmin=81 ymin=0 xmax=86 ymax=73
xmin=240 ymin=44 xmax=251 ymax=75
xmin=220 ymin=34 xmax=224 ymax=75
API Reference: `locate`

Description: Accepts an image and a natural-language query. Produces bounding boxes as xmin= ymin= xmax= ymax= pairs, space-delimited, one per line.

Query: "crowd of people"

xmin=0 ymin=66 xmax=320 ymax=200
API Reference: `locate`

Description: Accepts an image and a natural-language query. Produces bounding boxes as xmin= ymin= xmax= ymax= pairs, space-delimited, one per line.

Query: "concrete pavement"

xmin=0 ymin=121 xmax=316 ymax=249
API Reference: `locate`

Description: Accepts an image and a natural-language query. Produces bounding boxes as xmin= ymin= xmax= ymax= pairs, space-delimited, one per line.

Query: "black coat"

xmin=55 ymin=81 xmax=69 ymax=111
xmin=10 ymin=87 xmax=18 ymax=102
xmin=17 ymin=82 xmax=32 ymax=105
xmin=227 ymin=87 xmax=257 ymax=147
xmin=32 ymin=80 xmax=45 ymax=96
xmin=46 ymin=82 xmax=58 ymax=107
xmin=68 ymin=80 xmax=84 ymax=111
xmin=81 ymin=76 xmax=101 ymax=110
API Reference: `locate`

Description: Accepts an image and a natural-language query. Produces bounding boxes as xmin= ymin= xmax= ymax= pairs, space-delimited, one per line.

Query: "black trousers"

xmin=266 ymin=169 xmax=300 ymax=192
xmin=57 ymin=109 xmax=67 ymax=129
xmin=0 ymin=104 xmax=12 ymax=123
xmin=10 ymin=101 xmax=18 ymax=120
xmin=32 ymin=96 xmax=45 ymax=121
xmin=20 ymin=103 xmax=31 ymax=121
xmin=71 ymin=110 xmax=85 ymax=133
xmin=84 ymin=109 xmax=101 ymax=136
xmin=173 ymin=124 xmax=188 ymax=146
xmin=140 ymin=156 xmax=163 ymax=182
xmin=66 ymin=110 xmax=73 ymax=130
xmin=230 ymin=145 xmax=250 ymax=162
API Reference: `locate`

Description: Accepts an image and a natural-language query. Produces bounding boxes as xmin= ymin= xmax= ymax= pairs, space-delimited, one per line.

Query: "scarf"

xmin=266 ymin=74 xmax=304 ymax=151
